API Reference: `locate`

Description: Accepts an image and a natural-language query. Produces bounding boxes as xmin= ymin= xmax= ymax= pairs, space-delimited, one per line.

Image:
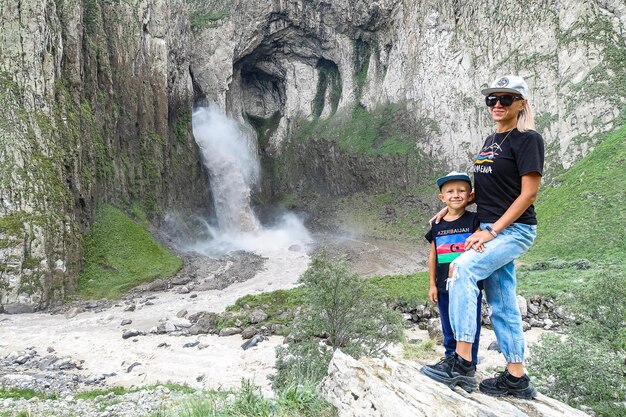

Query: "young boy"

xmin=424 ymin=171 xmax=483 ymax=365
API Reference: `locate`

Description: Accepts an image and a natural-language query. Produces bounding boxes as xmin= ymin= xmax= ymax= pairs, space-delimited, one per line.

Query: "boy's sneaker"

xmin=479 ymin=370 xmax=538 ymax=399
xmin=420 ymin=353 xmax=477 ymax=392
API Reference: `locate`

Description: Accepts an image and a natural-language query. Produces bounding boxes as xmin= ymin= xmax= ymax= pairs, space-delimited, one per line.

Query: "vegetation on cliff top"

xmin=78 ymin=204 xmax=182 ymax=299
xmin=294 ymin=103 xmax=433 ymax=157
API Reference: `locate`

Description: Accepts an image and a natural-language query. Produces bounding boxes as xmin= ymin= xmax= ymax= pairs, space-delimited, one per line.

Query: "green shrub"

xmin=296 ymin=251 xmax=405 ymax=357
xmin=568 ymin=266 xmax=626 ymax=351
xmin=272 ymin=341 xmax=334 ymax=391
xmin=528 ymin=271 xmax=626 ymax=416
xmin=528 ymin=334 xmax=625 ymax=416
xmin=272 ymin=251 xmax=405 ymax=392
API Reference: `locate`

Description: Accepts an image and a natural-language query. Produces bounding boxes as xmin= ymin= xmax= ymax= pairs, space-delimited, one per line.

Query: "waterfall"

xmin=192 ymin=105 xmax=261 ymax=235
xmin=174 ymin=104 xmax=311 ymax=255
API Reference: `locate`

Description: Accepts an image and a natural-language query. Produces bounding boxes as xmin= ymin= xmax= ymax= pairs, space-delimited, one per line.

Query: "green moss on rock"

xmin=78 ymin=204 xmax=182 ymax=299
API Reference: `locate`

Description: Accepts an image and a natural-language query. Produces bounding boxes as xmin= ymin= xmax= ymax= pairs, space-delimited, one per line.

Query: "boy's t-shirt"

xmin=424 ymin=211 xmax=480 ymax=294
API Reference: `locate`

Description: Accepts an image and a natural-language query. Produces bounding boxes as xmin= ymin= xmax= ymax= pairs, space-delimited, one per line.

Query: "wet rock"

xmin=189 ymin=312 xmax=218 ymax=335
xmin=176 ymin=309 xmax=188 ymax=318
xmin=487 ymin=340 xmax=501 ymax=352
xmin=183 ymin=341 xmax=199 ymax=348
xmin=288 ymin=244 xmax=302 ymax=252
xmin=64 ymin=307 xmax=84 ymax=319
xmin=177 ymin=319 xmax=192 ymax=328
xmin=122 ymin=329 xmax=142 ymax=339
xmin=172 ymin=276 xmax=192 ymax=285
xmin=426 ymin=318 xmax=443 ymax=344
xmin=178 ymin=286 xmax=191 ymax=294
xmin=126 ymin=362 xmax=141 ymax=373
xmin=147 ymin=279 xmax=168 ymax=292
xmin=241 ymin=335 xmax=267 ymax=350
xmin=241 ymin=326 xmax=258 ymax=339
xmin=124 ymin=303 xmax=136 ymax=312
xmin=219 ymin=327 xmax=242 ymax=337
xmin=554 ymin=306 xmax=565 ymax=319
xmin=248 ymin=309 xmax=268 ymax=324
xmin=157 ymin=321 xmax=177 ymax=333
xmin=120 ymin=319 xmax=132 ymax=326
xmin=3 ymin=304 xmax=38 ymax=314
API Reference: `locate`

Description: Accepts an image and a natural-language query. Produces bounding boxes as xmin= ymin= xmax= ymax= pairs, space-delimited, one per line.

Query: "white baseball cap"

xmin=481 ymin=75 xmax=529 ymax=98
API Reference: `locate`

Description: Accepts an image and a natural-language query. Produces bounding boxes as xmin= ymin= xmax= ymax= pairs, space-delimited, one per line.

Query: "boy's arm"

xmin=428 ymin=241 xmax=438 ymax=303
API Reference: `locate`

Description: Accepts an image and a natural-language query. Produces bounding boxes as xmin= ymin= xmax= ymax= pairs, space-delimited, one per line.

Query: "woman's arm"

xmin=465 ymin=173 xmax=541 ymax=250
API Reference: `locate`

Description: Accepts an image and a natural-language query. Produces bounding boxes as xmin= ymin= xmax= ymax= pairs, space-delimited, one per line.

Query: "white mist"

xmin=185 ymin=105 xmax=311 ymax=255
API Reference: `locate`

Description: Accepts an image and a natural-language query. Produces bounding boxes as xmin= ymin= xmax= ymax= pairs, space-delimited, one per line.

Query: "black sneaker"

xmin=420 ymin=354 xmax=478 ymax=392
xmin=479 ymin=370 xmax=538 ymax=399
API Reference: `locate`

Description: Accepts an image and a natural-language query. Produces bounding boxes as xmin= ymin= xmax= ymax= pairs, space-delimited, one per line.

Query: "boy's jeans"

xmin=448 ymin=223 xmax=537 ymax=363
xmin=438 ymin=290 xmax=482 ymax=365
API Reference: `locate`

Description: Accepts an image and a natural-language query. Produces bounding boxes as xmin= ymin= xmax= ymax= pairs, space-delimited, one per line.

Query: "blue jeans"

xmin=448 ymin=223 xmax=536 ymax=363
xmin=438 ymin=290 xmax=482 ymax=365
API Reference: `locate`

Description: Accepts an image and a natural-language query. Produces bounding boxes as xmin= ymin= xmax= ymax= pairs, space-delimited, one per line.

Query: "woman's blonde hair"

xmin=517 ymin=100 xmax=535 ymax=132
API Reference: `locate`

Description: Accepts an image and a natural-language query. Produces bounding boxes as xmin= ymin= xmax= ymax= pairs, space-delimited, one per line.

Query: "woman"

xmin=421 ymin=75 xmax=544 ymax=400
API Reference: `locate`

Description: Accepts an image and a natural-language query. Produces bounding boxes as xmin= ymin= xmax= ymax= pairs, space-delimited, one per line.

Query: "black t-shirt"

xmin=424 ymin=211 xmax=480 ymax=294
xmin=471 ymin=129 xmax=545 ymax=225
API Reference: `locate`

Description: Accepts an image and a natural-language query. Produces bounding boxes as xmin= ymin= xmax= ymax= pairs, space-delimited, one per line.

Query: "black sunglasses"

xmin=485 ymin=95 xmax=523 ymax=107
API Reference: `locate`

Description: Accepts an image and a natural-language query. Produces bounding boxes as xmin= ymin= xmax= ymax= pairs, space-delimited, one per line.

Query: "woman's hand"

xmin=429 ymin=285 xmax=438 ymax=304
xmin=465 ymin=230 xmax=493 ymax=252
xmin=429 ymin=207 xmax=448 ymax=225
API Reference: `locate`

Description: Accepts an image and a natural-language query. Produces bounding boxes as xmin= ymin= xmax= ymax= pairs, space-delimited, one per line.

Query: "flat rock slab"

xmin=321 ymin=350 xmax=589 ymax=417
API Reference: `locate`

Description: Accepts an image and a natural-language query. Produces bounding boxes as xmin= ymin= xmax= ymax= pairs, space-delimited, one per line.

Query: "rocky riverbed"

xmin=0 ymin=236 xmax=562 ymax=416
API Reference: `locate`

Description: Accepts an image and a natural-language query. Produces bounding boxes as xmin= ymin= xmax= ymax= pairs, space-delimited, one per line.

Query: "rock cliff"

xmin=2 ymin=0 xmax=625 ymax=308
xmin=190 ymin=0 xmax=626 ymax=171
xmin=0 ymin=0 xmax=209 ymax=311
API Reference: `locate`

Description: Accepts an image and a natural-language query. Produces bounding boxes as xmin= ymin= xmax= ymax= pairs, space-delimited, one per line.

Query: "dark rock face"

xmin=278 ymin=137 xmax=427 ymax=197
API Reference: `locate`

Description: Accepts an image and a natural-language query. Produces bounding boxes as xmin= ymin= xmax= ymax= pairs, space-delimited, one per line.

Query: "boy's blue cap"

xmin=436 ymin=171 xmax=472 ymax=190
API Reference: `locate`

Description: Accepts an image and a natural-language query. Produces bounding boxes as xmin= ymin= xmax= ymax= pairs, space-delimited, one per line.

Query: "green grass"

xmin=368 ymin=272 xmax=430 ymax=306
xmin=527 ymin=124 xmax=626 ymax=262
xmin=402 ymin=339 xmax=437 ymax=361
xmin=78 ymin=204 xmax=182 ymax=299
xmin=222 ymin=288 xmax=308 ymax=333
xmin=0 ymin=387 xmax=57 ymax=400
xmin=156 ymin=381 xmax=336 ymax=417
xmin=220 ymin=272 xmax=430 ymax=332
xmin=189 ymin=10 xmax=229 ymax=31
xmin=517 ymin=124 xmax=626 ymax=298
xmin=75 ymin=383 xmax=195 ymax=401
xmin=516 ymin=263 xmax=600 ymax=298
